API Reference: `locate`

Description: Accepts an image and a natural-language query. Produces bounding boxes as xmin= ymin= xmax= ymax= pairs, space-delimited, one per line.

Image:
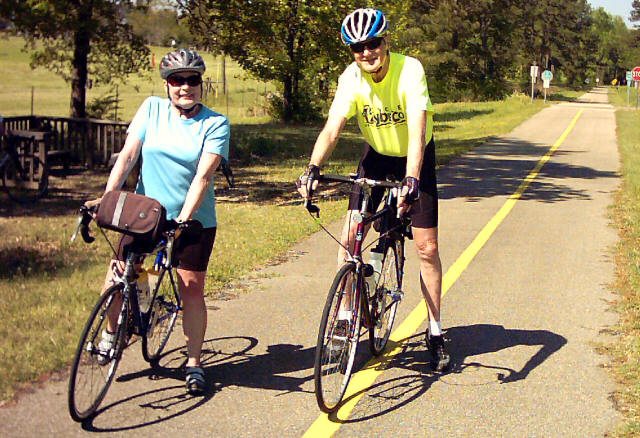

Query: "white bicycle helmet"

xmin=341 ymin=8 xmax=388 ymax=45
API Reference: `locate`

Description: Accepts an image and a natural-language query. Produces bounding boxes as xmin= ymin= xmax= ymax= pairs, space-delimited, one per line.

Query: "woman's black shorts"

xmin=347 ymin=137 xmax=438 ymax=229
xmin=115 ymin=226 xmax=217 ymax=272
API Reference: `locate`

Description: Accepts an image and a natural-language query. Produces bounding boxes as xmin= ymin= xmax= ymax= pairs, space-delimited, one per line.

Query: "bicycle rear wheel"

xmin=314 ymin=262 xmax=362 ymax=413
xmin=142 ymin=267 xmax=180 ymax=362
xmin=369 ymin=240 xmax=403 ymax=356
xmin=68 ymin=285 xmax=128 ymax=422
xmin=2 ymin=154 xmax=48 ymax=203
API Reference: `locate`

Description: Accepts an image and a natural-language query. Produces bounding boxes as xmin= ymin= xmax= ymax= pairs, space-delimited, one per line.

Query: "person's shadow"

xmin=333 ymin=323 xmax=567 ymax=423
xmin=81 ymin=335 xmax=317 ymax=432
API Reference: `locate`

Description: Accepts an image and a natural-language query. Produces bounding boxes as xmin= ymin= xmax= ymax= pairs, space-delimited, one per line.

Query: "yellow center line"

xmin=302 ymin=109 xmax=584 ymax=438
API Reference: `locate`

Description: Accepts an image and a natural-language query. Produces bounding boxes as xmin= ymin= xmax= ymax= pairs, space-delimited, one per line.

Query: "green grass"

xmin=0 ymin=33 xmax=586 ymax=403
xmin=0 ymin=36 xmax=275 ymax=123
xmin=606 ymin=87 xmax=640 ymax=436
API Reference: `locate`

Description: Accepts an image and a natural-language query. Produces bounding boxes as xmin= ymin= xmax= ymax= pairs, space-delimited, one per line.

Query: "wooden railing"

xmin=3 ymin=115 xmax=128 ymax=167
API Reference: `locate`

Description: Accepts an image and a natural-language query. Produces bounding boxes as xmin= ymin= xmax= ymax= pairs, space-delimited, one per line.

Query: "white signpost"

xmin=530 ymin=64 xmax=539 ymax=102
xmin=627 ymin=71 xmax=632 ymax=106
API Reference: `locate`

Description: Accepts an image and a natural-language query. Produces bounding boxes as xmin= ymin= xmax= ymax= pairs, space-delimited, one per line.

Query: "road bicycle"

xmin=305 ymin=174 xmax=410 ymax=413
xmin=0 ymin=134 xmax=49 ymax=203
xmin=67 ymin=205 xmax=198 ymax=422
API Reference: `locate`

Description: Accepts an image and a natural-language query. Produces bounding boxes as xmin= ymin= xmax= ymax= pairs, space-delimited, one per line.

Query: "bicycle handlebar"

xmin=71 ymin=205 xmax=202 ymax=244
xmin=304 ymin=173 xmax=402 ymax=216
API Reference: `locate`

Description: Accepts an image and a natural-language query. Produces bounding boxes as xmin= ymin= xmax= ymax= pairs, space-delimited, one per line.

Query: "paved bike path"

xmin=0 ymin=88 xmax=620 ymax=437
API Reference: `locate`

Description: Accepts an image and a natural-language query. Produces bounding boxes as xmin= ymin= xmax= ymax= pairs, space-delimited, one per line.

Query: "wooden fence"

xmin=3 ymin=115 xmax=128 ymax=167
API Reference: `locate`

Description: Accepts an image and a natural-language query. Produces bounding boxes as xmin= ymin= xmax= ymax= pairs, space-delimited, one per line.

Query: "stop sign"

xmin=632 ymin=66 xmax=640 ymax=80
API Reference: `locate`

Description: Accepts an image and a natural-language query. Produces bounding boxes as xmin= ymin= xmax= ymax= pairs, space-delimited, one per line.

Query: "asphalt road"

xmin=0 ymin=88 xmax=621 ymax=437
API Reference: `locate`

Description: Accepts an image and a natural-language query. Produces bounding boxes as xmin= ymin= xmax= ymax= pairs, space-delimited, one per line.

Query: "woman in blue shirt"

xmin=93 ymin=49 xmax=229 ymax=395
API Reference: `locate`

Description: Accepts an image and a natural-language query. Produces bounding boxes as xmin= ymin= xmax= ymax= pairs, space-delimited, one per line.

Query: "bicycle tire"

xmin=68 ymin=284 xmax=128 ymax=422
xmin=369 ymin=239 xmax=403 ymax=356
xmin=142 ymin=267 xmax=180 ymax=362
xmin=314 ymin=262 xmax=362 ymax=413
xmin=2 ymin=154 xmax=48 ymax=203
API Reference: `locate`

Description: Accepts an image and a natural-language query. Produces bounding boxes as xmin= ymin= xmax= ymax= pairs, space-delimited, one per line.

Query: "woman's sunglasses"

xmin=167 ymin=74 xmax=203 ymax=87
xmin=350 ymin=37 xmax=384 ymax=54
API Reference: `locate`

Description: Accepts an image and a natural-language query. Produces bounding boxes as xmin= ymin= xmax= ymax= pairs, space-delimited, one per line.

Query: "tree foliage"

xmin=177 ymin=0 xmax=406 ymax=123
xmin=127 ymin=0 xmax=194 ymax=46
xmin=0 ymin=0 xmax=151 ymax=118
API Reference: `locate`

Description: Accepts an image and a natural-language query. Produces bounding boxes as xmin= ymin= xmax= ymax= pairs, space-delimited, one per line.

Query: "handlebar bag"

xmin=96 ymin=191 xmax=167 ymax=244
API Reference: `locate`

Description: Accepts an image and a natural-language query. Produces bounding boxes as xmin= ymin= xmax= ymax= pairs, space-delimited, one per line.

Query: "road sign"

xmin=632 ymin=67 xmax=640 ymax=81
xmin=530 ymin=65 xmax=539 ymax=80
xmin=542 ymin=70 xmax=553 ymax=81
xmin=627 ymin=71 xmax=633 ymax=82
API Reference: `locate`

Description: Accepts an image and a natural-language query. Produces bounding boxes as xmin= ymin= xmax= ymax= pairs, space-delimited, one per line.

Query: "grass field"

xmin=0 ymin=36 xmax=275 ymax=123
xmin=606 ymin=87 xmax=640 ymax=436
xmin=0 ymin=33 xmax=585 ymax=404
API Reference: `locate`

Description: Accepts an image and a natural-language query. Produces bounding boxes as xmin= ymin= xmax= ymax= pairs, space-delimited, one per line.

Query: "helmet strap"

xmin=165 ymin=84 xmax=202 ymax=117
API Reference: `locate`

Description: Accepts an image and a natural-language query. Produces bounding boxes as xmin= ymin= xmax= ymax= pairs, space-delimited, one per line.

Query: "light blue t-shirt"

xmin=127 ymin=96 xmax=230 ymax=228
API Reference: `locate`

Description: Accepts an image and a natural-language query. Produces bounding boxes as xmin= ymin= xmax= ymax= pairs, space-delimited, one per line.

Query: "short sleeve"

xmin=203 ymin=117 xmax=230 ymax=161
xmin=127 ymin=97 xmax=153 ymax=142
xmin=328 ymin=65 xmax=358 ymax=120
xmin=402 ymin=58 xmax=434 ymax=116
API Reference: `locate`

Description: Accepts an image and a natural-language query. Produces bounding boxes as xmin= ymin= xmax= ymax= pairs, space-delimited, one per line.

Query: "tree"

xmin=402 ymin=0 xmax=525 ymax=100
xmin=177 ymin=0 xmax=405 ymax=123
xmin=127 ymin=0 xmax=194 ymax=46
xmin=0 ymin=0 xmax=151 ymax=118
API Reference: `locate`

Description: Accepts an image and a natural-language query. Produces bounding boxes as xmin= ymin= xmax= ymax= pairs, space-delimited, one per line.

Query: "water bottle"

xmin=365 ymin=250 xmax=383 ymax=294
xmin=136 ymin=270 xmax=151 ymax=313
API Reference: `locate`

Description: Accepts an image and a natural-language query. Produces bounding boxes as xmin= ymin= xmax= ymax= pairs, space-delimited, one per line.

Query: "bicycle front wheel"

xmin=142 ymin=268 xmax=180 ymax=362
xmin=68 ymin=285 xmax=128 ymax=422
xmin=369 ymin=240 xmax=403 ymax=356
xmin=2 ymin=154 xmax=48 ymax=203
xmin=314 ymin=262 xmax=362 ymax=413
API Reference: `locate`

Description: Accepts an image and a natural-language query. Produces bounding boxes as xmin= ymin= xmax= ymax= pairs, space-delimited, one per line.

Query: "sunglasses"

xmin=350 ymin=37 xmax=384 ymax=53
xmin=167 ymin=74 xmax=202 ymax=87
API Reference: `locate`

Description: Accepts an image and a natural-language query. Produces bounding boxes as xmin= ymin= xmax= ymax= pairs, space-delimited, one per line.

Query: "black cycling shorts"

xmin=115 ymin=226 xmax=217 ymax=272
xmin=347 ymin=136 xmax=438 ymax=229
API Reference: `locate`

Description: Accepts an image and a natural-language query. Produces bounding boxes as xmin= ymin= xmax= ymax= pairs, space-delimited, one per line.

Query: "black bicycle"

xmin=305 ymin=174 xmax=409 ymax=413
xmin=67 ymin=205 xmax=197 ymax=422
xmin=0 ymin=134 xmax=48 ymax=203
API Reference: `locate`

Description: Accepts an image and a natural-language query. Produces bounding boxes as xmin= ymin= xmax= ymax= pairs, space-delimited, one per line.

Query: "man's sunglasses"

xmin=167 ymin=74 xmax=202 ymax=87
xmin=350 ymin=37 xmax=384 ymax=53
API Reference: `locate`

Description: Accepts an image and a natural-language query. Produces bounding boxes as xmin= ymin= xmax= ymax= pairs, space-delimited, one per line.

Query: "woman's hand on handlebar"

xmin=84 ymin=197 xmax=102 ymax=209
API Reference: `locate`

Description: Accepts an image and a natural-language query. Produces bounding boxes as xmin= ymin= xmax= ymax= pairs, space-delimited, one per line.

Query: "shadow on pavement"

xmin=80 ymin=335 xmax=319 ymax=432
xmin=438 ymin=138 xmax=618 ymax=203
xmin=334 ymin=323 xmax=567 ymax=423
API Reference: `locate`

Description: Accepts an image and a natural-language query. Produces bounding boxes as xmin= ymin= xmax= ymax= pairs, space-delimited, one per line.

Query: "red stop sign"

xmin=632 ymin=67 xmax=640 ymax=80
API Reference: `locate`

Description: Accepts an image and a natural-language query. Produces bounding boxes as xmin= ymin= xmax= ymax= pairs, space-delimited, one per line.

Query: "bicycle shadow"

xmin=80 ymin=335 xmax=317 ymax=432
xmin=330 ymin=323 xmax=567 ymax=423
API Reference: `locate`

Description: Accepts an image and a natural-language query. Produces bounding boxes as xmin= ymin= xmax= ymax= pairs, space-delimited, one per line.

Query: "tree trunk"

xmin=70 ymin=7 xmax=92 ymax=118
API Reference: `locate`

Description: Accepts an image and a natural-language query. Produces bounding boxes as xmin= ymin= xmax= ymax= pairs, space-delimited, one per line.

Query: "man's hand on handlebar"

xmin=397 ymin=176 xmax=420 ymax=217
xmin=296 ymin=164 xmax=321 ymax=200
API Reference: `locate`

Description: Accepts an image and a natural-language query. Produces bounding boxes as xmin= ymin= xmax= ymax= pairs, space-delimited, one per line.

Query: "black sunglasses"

xmin=167 ymin=74 xmax=202 ymax=87
xmin=349 ymin=37 xmax=384 ymax=53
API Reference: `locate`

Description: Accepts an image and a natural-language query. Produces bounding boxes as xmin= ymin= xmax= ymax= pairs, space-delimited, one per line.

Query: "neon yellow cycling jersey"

xmin=328 ymin=52 xmax=434 ymax=157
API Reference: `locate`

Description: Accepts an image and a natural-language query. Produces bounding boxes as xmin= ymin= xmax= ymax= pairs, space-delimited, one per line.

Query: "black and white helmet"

xmin=341 ymin=8 xmax=388 ymax=45
xmin=159 ymin=49 xmax=206 ymax=79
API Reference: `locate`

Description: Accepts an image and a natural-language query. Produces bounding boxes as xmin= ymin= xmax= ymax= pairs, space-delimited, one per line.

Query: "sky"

xmin=588 ymin=0 xmax=634 ymax=26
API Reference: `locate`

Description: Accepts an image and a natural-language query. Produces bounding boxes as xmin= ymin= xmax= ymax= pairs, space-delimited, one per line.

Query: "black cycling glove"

xmin=401 ymin=176 xmax=420 ymax=204
xmin=296 ymin=164 xmax=321 ymax=197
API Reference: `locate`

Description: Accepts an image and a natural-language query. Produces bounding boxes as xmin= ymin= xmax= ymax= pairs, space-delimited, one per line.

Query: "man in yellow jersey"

xmin=297 ymin=8 xmax=449 ymax=371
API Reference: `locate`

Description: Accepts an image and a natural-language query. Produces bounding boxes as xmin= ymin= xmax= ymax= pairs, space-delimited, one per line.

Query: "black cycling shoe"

xmin=426 ymin=333 xmax=450 ymax=372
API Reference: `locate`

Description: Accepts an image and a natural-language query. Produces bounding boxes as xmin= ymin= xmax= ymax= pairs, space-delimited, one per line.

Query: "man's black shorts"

xmin=347 ymin=136 xmax=438 ymax=229
xmin=115 ymin=226 xmax=217 ymax=272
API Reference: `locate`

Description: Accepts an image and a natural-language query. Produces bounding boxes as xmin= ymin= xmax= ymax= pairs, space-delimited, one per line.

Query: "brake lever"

xmin=305 ymin=199 xmax=320 ymax=218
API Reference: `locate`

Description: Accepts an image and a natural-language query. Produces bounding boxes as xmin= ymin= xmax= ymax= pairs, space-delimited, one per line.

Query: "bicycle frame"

xmin=311 ymin=176 xmax=406 ymax=330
